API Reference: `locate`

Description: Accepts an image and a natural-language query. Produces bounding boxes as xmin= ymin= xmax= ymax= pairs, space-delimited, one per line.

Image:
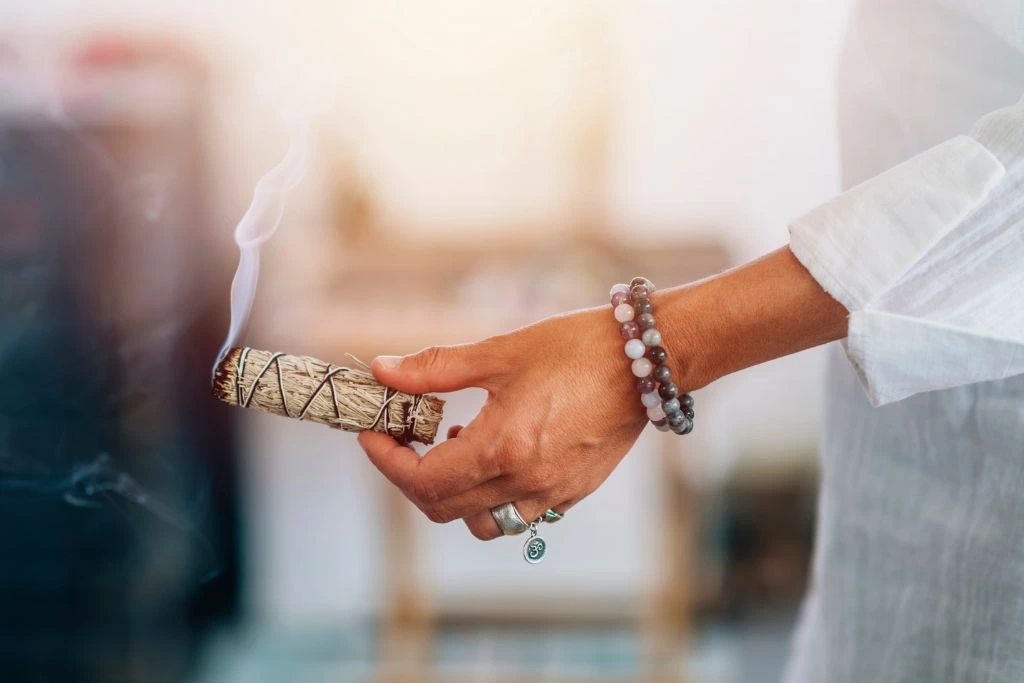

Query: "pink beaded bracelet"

xmin=609 ymin=277 xmax=694 ymax=435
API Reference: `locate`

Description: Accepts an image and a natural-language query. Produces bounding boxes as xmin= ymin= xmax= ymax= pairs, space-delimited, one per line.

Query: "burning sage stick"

xmin=212 ymin=347 xmax=444 ymax=445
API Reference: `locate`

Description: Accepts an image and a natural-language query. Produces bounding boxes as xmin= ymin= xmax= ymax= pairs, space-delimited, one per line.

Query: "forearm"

xmin=655 ymin=246 xmax=849 ymax=390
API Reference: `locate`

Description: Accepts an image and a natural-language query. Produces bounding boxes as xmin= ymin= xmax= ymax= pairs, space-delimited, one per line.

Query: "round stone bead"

xmin=672 ymin=417 xmax=694 ymax=435
xmin=614 ymin=303 xmax=635 ymax=323
xmin=655 ymin=422 xmax=672 ymax=432
xmin=641 ymin=328 xmax=662 ymax=347
xmin=631 ymin=357 xmax=653 ymax=378
xmin=624 ymin=339 xmax=647 ymax=360
xmin=637 ymin=313 xmax=656 ymax=330
xmin=611 ymin=291 xmax=631 ymax=307
xmin=658 ymin=382 xmax=678 ymax=400
xmin=641 ymin=391 xmax=662 ymax=408
xmin=620 ymin=321 xmax=640 ymax=340
xmin=630 ymin=277 xmax=655 ymax=292
xmin=662 ymin=398 xmax=681 ymax=415
xmin=680 ymin=393 xmax=694 ymax=409
xmin=630 ymin=284 xmax=649 ymax=300
xmin=683 ymin=406 xmax=695 ymax=419
xmin=646 ymin=346 xmax=667 ymax=364
xmin=634 ymin=298 xmax=653 ymax=315
xmin=609 ymin=283 xmax=630 ymax=299
xmin=635 ymin=376 xmax=656 ymax=393
xmin=647 ymin=404 xmax=666 ymax=422
xmin=667 ymin=411 xmax=687 ymax=428
xmin=652 ymin=364 xmax=672 ymax=384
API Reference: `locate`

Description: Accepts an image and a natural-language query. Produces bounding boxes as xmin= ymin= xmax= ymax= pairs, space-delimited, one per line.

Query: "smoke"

xmin=83 ymin=169 xmax=178 ymax=226
xmin=214 ymin=116 xmax=313 ymax=370
xmin=0 ymin=450 xmax=220 ymax=581
xmin=0 ymin=452 xmax=194 ymax=530
xmin=3 ymin=40 xmax=183 ymax=230
xmin=9 ymin=42 xmax=120 ymax=181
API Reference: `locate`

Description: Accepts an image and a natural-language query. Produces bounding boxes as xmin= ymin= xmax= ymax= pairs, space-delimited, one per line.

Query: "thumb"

xmin=371 ymin=342 xmax=498 ymax=394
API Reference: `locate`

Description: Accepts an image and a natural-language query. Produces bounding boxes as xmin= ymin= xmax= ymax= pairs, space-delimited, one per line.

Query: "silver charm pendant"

xmin=523 ymin=522 xmax=547 ymax=564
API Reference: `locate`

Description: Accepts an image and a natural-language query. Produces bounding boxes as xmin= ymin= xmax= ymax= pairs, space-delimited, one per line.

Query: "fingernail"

xmin=375 ymin=355 xmax=403 ymax=370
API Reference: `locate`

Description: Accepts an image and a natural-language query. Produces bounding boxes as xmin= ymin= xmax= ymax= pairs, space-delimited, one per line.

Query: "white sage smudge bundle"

xmin=212 ymin=347 xmax=444 ymax=445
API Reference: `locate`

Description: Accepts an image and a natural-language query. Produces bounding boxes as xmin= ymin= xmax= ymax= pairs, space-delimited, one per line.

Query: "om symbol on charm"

xmin=523 ymin=523 xmax=547 ymax=564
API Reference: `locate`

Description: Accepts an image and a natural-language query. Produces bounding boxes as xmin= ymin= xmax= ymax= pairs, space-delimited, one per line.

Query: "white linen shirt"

xmin=784 ymin=0 xmax=1024 ymax=681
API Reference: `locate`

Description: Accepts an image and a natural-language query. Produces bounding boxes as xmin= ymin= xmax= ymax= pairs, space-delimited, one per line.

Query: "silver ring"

xmin=490 ymin=502 xmax=530 ymax=536
xmin=542 ymin=508 xmax=563 ymax=523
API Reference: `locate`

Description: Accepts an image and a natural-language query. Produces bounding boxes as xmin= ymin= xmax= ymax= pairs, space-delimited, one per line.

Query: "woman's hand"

xmin=357 ymin=306 xmax=648 ymax=540
xmin=357 ymin=247 xmax=849 ymax=540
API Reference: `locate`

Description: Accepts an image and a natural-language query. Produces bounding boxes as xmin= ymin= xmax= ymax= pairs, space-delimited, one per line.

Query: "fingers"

xmin=411 ymin=478 xmax=513 ymax=524
xmin=357 ymin=431 xmax=421 ymax=492
xmin=463 ymin=499 xmax=575 ymax=541
xmin=362 ymin=419 xmax=585 ymax=528
xmin=371 ymin=340 xmax=501 ymax=395
xmin=361 ymin=427 xmax=582 ymax=538
xmin=414 ymin=470 xmax=564 ymax=524
xmin=399 ymin=423 xmax=527 ymax=523
xmin=358 ymin=427 xmax=503 ymax=507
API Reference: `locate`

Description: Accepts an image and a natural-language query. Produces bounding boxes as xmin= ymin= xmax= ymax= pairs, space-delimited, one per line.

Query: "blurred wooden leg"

xmin=641 ymin=434 xmax=696 ymax=683
xmin=376 ymin=486 xmax=433 ymax=683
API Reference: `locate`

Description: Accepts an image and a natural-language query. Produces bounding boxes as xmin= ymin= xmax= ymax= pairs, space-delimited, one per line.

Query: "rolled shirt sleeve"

xmin=790 ymin=97 xmax=1024 ymax=406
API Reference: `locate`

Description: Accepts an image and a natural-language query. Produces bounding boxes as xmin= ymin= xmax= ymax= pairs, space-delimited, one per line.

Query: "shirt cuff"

xmin=789 ymin=135 xmax=1004 ymax=314
xmin=789 ymin=135 xmax=1007 ymax=405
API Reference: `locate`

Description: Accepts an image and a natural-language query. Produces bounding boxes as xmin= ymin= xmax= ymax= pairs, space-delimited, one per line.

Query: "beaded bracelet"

xmin=609 ymin=277 xmax=695 ymax=435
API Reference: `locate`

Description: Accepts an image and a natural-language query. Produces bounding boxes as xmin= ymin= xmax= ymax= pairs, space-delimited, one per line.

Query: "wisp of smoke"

xmin=0 ymin=452 xmax=196 ymax=532
xmin=214 ymin=117 xmax=312 ymax=372
xmin=13 ymin=42 xmax=119 ymax=179
xmin=6 ymin=40 xmax=181 ymax=229
xmin=0 ymin=451 xmax=220 ymax=581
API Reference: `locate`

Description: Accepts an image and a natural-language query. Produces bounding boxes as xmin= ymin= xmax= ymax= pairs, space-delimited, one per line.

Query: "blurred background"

xmin=0 ymin=1 xmax=852 ymax=681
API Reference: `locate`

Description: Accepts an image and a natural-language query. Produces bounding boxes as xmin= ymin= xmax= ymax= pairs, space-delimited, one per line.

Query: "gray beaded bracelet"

xmin=609 ymin=277 xmax=694 ymax=435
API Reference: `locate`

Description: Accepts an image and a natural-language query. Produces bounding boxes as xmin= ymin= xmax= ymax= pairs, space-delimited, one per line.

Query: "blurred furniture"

xmin=716 ymin=453 xmax=817 ymax=613
xmin=0 ymin=38 xmax=237 ymax=683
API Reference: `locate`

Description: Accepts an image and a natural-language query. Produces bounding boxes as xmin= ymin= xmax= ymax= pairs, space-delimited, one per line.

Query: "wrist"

xmin=651 ymin=247 xmax=849 ymax=392
xmin=650 ymin=285 xmax=718 ymax=392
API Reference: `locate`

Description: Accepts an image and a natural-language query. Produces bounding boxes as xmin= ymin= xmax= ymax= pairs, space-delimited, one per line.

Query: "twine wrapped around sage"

xmin=212 ymin=347 xmax=444 ymax=445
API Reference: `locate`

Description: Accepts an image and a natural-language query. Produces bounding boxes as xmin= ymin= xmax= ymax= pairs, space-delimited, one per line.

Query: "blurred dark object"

xmin=0 ymin=36 xmax=238 ymax=683
xmin=715 ymin=456 xmax=818 ymax=614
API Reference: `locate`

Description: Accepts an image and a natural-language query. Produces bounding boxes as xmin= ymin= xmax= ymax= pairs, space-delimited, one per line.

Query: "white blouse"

xmin=784 ymin=1 xmax=1024 ymax=681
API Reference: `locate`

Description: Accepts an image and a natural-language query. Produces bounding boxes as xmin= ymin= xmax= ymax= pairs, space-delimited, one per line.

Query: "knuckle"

xmin=475 ymin=337 xmax=510 ymax=386
xmin=415 ymin=346 xmax=448 ymax=374
xmin=498 ymin=451 xmax=522 ymax=476
xmin=519 ymin=468 xmax=551 ymax=496
xmin=410 ymin=478 xmax=441 ymax=505
xmin=466 ymin=520 xmax=499 ymax=542
xmin=476 ymin=444 xmax=500 ymax=478
xmin=424 ymin=505 xmax=454 ymax=525
xmin=499 ymin=437 xmax=531 ymax=473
